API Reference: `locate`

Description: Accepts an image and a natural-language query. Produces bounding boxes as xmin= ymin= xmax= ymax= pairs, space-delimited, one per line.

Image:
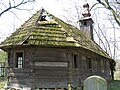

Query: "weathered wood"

xmin=35 ymin=62 xmax=68 ymax=67
xmin=83 ymin=76 xmax=107 ymax=90
xmin=12 ymin=69 xmax=30 ymax=73
xmin=8 ymin=73 xmax=29 ymax=77
xmin=6 ymin=47 xmax=112 ymax=89
xmin=35 ymin=72 xmax=67 ymax=76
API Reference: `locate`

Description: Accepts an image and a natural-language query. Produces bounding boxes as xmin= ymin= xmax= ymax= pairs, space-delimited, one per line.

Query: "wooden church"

xmin=0 ymin=2 xmax=115 ymax=90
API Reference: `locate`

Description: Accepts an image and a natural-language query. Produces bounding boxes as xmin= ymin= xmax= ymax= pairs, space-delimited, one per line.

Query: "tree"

xmin=96 ymin=0 xmax=120 ymax=26
xmin=91 ymin=0 xmax=120 ymax=59
xmin=95 ymin=0 xmax=120 ymax=59
xmin=61 ymin=0 xmax=120 ymax=60
xmin=0 ymin=50 xmax=7 ymax=62
xmin=0 ymin=0 xmax=35 ymax=17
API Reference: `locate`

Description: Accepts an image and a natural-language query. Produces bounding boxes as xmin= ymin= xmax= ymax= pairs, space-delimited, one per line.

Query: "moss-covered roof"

xmin=0 ymin=9 xmax=111 ymax=59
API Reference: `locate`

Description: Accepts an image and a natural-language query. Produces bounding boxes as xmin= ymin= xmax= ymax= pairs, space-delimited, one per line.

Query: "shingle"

xmin=0 ymin=9 xmax=111 ymax=59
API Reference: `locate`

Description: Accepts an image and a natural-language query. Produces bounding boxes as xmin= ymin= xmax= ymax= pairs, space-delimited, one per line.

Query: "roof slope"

xmin=0 ymin=9 xmax=111 ymax=59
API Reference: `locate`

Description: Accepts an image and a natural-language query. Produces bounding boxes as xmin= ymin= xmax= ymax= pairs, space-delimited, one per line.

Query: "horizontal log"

xmin=8 ymin=73 xmax=29 ymax=77
xmin=35 ymin=70 xmax=67 ymax=75
xmin=34 ymin=57 xmax=66 ymax=62
xmin=12 ymin=69 xmax=30 ymax=73
xmin=34 ymin=74 xmax=67 ymax=79
xmin=35 ymin=66 xmax=67 ymax=71
xmin=34 ymin=78 xmax=67 ymax=82
xmin=9 ymin=78 xmax=29 ymax=85
xmin=35 ymin=62 xmax=68 ymax=67
xmin=35 ymin=81 xmax=67 ymax=88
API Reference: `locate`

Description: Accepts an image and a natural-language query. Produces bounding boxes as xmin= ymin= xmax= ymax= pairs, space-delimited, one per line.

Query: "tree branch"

xmin=116 ymin=0 xmax=120 ymax=4
xmin=90 ymin=3 xmax=99 ymax=11
xmin=96 ymin=0 xmax=120 ymax=26
xmin=0 ymin=0 xmax=35 ymax=17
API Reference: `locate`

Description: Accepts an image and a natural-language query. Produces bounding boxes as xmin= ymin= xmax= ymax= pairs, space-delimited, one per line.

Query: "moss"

xmin=38 ymin=21 xmax=58 ymax=25
xmin=0 ymin=10 xmax=111 ymax=59
xmin=36 ymin=26 xmax=62 ymax=31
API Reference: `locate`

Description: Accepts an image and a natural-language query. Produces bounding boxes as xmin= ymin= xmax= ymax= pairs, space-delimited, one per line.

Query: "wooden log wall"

xmin=7 ymin=46 xmax=111 ymax=89
xmin=32 ymin=47 xmax=68 ymax=88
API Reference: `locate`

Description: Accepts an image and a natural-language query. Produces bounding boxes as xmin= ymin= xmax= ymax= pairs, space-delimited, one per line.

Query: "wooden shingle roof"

xmin=0 ymin=9 xmax=111 ymax=59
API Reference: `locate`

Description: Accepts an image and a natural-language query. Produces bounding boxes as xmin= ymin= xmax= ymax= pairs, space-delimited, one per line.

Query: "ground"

xmin=108 ymin=80 xmax=120 ymax=90
xmin=0 ymin=77 xmax=7 ymax=90
xmin=0 ymin=80 xmax=120 ymax=90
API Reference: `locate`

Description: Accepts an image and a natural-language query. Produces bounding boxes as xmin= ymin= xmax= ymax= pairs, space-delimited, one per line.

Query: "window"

xmin=86 ymin=57 xmax=92 ymax=69
xmin=88 ymin=58 xmax=92 ymax=68
xmin=84 ymin=21 xmax=87 ymax=26
xmin=0 ymin=63 xmax=5 ymax=77
xmin=15 ymin=52 xmax=23 ymax=68
xmin=73 ymin=54 xmax=78 ymax=68
xmin=40 ymin=15 xmax=47 ymax=21
xmin=8 ymin=52 xmax=10 ymax=66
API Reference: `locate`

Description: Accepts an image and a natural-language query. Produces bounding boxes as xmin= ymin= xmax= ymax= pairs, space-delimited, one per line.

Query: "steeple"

xmin=82 ymin=1 xmax=91 ymax=17
xmin=79 ymin=0 xmax=94 ymax=40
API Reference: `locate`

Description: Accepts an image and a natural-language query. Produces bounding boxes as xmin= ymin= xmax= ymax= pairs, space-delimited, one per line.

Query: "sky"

xmin=0 ymin=0 xmax=120 ymax=60
xmin=0 ymin=0 xmax=95 ymax=41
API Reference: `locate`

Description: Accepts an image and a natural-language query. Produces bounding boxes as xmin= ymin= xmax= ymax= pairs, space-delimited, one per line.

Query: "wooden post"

xmin=83 ymin=75 xmax=107 ymax=90
xmin=66 ymin=49 xmax=73 ymax=90
xmin=29 ymin=48 xmax=35 ymax=90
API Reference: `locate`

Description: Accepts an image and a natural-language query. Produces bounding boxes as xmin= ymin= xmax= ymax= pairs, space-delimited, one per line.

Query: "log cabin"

xmin=0 ymin=2 xmax=115 ymax=90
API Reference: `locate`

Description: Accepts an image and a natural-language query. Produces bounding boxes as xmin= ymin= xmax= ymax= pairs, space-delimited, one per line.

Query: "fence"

xmin=0 ymin=62 xmax=6 ymax=77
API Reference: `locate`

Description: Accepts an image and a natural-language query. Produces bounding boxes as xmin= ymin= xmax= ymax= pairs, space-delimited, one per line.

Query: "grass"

xmin=108 ymin=80 xmax=120 ymax=90
xmin=0 ymin=77 xmax=7 ymax=89
xmin=0 ymin=80 xmax=119 ymax=90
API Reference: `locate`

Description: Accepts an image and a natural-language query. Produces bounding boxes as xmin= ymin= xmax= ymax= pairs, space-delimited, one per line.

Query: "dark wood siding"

xmin=7 ymin=46 xmax=111 ymax=89
xmin=33 ymin=48 xmax=68 ymax=88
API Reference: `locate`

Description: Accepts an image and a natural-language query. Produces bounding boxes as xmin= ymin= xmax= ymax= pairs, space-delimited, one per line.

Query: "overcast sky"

xmin=0 ymin=0 xmax=96 ymax=41
xmin=0 ymin=0 xmax=120 ymax=60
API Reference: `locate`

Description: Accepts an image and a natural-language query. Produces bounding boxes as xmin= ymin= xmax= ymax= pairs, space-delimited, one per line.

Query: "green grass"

xmin=0 ymin=50 xmax=7 ymax=62
xmin=0 ymin=79 xmax=119 ymax=89
xmin=0 ymin=81 xmax=6 ymax=89
xmin=108 ymin=80 xmax=120 ymax=90
xmin=0 ymin=77 xmax=7 ymax=89
xmin=0 ymin=50 xmax=7 ymax=89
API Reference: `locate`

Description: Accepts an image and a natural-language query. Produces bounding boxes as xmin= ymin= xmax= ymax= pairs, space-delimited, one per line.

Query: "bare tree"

xmin=90 ymin=1 xmax=120 ymax=59
xmin=61 ymin=0 xmax=82 ymax=28
xmin=96 ymin=0 xmax=120 ymax=26
xmin=0 ymin=0 xmax=35 ymax=17
xmin=62 ymin=0 xmax=120 ymax=60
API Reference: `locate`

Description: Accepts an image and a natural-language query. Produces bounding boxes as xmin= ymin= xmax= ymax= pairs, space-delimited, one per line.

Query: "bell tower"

xmin=79 ymin=0 xmax=94 ymax=40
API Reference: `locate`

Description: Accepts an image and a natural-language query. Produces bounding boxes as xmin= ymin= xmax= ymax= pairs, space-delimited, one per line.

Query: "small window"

xmin=40 ymin=15 xmax=47 ymax=21
xmin=73 ymin=54 xmax=78 ymax=68
xmin=15 ymin=52 xmax=23 ymax=68
xmin=84 ymin=21 xmax=87 ymax=26
xmin=39 ymin=9 xmax=47 ymax=21
xmin=8 ymin=52 xmax=10 ymax=66
xmin=86 ymin=57 xmax=92 ymax=69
